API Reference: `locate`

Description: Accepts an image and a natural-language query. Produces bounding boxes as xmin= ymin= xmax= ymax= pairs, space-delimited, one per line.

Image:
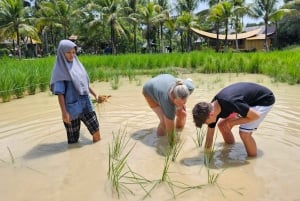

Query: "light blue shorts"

xmin=239 ymin=105 xmax=273 ymax=133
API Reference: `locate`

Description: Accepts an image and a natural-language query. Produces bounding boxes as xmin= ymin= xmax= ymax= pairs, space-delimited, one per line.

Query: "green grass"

xmin=1 ymin=49 xmax=299 ymax=102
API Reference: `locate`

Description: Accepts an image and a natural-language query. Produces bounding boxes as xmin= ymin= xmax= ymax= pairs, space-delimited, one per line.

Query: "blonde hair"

xmin=173 ymin=79 xmax=190 ymax=99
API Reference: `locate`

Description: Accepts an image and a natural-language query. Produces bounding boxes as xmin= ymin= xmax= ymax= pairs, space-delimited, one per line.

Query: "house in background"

xmin=191 ymin=25 xmax=276 ymax=51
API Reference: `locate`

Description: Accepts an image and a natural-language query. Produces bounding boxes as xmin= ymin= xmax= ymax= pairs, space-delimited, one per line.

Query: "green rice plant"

xmin=190 ymin=53 xmax=198 ymax=69
xmin=27 ymin=67 xmax=39 ymax=95
xmin=109 ymin=127 xmax=131 ymax=160
xmin=7 ymin=146 xmax=15 ymax=164
xmin=170 ymin=139 xmax=184 ymax=162
xmin=248 ymin=55 xmax=260 ymax=74
xmin=13 ymin=71 xmax=27 ymax=98
xmin=110 ymin=73 xmax=120 ymax=90
xmin=107 ymin=127 xmax=153 ymax=199
xmin=193 ymin=127 xmax=206 ymax=148
xmin=108 ymin=146 xmax=135 ymax=198
xmin=181 ymin=54 xmax=188 ymax=68
xmin=203 ymin=130 xmax=222 ymax=185
xmin=204 ymin=146 xmax=221 ymax=185
xmin=160 ymin=149 xmax=175 ymax=194
xmin=0 ymin=70 xmax=14 ymax=102
xmin=108 ymin=128 xmax=135 ymax=197
xmin=125 ymin=69 xmax=136 ymax=83
xmin=207 ymin=168 xmax=220 ymax=184
xmin=166 ymin=131 xmax=184 ymax=162
xmin=176 ymin=183 xmax=205 ymax=197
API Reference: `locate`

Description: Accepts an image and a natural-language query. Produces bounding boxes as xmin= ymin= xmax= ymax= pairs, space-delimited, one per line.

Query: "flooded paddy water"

xmin=0 ymin=73 xmax=299 ymax=201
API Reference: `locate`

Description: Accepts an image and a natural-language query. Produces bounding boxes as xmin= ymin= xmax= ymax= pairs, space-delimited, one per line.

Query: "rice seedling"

xmin=0 ymin=70 xmax=14 ymax=102
xmin=27 ymin=67 xmax=39 ymax=95
xmin=107 ymin=127 xmax=152 ymax=198
xmin=175 ymin=183 xmax=205 ymax=197
xmin=203 ymin=130 xmax=223 ymax=185
xmin=134 ymin=78 xmax=142 ymax=86
xmin=7 ymin=146 xmax=15 ymax=164
xmin=110 ymin=73 xmax=120 ymax=90
xmin=12 ymin=70 xmax=27 ymax=98
xmin=109 ymin=127 xmax=131 ymax=160
xmin=193 ymin=127 xmax=206 ymax=148
xmin=167 ymin=131 xmax=184 ymax=162
xmin=108 ymin=145 xmax=135 ymax=198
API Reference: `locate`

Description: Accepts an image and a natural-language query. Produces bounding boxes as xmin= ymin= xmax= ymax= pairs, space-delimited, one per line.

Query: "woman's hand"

xmin=62 ymin=112 xmax=71 ymax=124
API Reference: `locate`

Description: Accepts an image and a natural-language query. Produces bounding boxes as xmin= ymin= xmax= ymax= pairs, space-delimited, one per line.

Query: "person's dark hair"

xmin=192 ymin=102 xmax=212 ymax=128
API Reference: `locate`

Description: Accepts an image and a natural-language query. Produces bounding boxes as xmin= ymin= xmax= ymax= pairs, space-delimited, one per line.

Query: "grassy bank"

xmin=0 ymin=48 xmax=299 ymax=102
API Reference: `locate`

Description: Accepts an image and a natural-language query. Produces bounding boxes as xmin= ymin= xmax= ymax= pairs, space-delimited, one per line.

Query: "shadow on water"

xmin=180 ymin=142 xmax=263 ymax=169
xmin=131 ymin=128 xmax=171 ymax=156
xmin=22 ymin=134 xmax=92 ymax=160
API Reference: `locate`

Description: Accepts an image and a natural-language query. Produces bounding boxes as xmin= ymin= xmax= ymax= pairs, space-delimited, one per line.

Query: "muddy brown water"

xmin=1 ymin=73 xmax=299 ymax=201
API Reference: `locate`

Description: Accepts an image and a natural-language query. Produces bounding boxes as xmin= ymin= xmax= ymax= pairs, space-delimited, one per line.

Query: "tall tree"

xmin=251 ymin=0 xmax=279 ymax=51
xmin=101 ymin=0 xmax=133 ymax=54
xmin=231 ymin=0 xmax=252 ymax=50
xmin=0 ymin=0 xmax=38 ymax=58
xmin=207 ymin=2 xmax=224 ymax=52
xmin=136 ymin=2 xmax=166 ymax=53
xmin=35 ymin=0 xmax=74 ymax=54
xmin=176 ymin=11 xmax=199 ymax=52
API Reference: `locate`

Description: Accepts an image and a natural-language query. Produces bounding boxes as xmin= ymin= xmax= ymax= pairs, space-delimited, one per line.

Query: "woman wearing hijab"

xmin=50 ymin=40 xmax=101 ymax=144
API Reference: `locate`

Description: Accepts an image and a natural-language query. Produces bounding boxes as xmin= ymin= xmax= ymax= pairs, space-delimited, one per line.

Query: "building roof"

xmin=246 ymin=34 xmax=266 ymax=40
xmin=191 ymin=27 xmax=263 ymax=40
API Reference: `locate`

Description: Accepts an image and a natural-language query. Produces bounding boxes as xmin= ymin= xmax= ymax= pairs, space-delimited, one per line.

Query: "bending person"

xmin=192 ymin=82 xmax=275 ymax=157
xmin=143 ymin=74 xmax=194 ymax=138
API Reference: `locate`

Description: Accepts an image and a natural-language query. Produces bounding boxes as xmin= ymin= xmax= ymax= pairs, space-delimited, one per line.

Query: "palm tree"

xmin=35 ymin=0 xmax=74 ymax=54
xmin=164 ymin=16 xmax=176 ymax=52
xmin=101 ymin=0 xmax=133 ymax=54
xmin=176 ymin=0 xmax=201 ymax=13
xmin=156 ymin=0 xmax=170 ymax=53
xmin=0 ymin=0 xmax=38 ymax=59
xmin=269 ymin=8 xmax=293 ymax=48
xmin=72 ymin=1 xmax=107 ymax=54
xmin=136 ymin=2 xmax=166 ymax=53
xmin=251 ymin=0 xmax=279 ymax=51
xmin=126 ymin=0 xmax=141 ymax=53
xmin=231 ymin=0 xmax=253 ymax=50
xmin=207 ymin=2 xmax=224 ymax=52
xmin=218 ymin=1 xmax=233 ymax=50
xmin=176 ymin=11 xmax=199 ymax=52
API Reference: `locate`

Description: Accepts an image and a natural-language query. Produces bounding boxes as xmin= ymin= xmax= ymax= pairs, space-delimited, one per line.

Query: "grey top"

xmin=143 ymin=74 xmax=194 ymax=120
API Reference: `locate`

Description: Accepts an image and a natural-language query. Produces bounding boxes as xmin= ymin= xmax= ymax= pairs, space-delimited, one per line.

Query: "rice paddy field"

xmin=0 ymin=73 xmax=300 ymax=201
xmin=0 ymin=49 xmax=299 ymax=103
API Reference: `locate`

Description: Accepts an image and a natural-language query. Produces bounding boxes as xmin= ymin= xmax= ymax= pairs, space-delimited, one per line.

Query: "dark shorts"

xmin=64 ymin=111 xmax=99 ymax=144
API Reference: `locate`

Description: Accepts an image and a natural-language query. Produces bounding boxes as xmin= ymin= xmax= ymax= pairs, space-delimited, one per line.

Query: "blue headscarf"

xmin=50 ymin=40 xmax=89 ymax=95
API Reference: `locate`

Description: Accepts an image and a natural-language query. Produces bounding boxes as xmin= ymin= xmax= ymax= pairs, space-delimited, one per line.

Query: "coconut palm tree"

xmin=101 ymin=0 xmax=134 ymax=54
xmin=231 ymin=0 xmax=253 ymax=50
xmin=251 ymin=0 xmax=279 ymax=51
xmin=35 ymin=0 xmax=74 ymax=54
xmin=126 ymin=0 xmax=141 ymax=53
xmin=0 ymin=0 xmax=38 ymax=59
xmin=135 ymin=2 xmax=166 ymax=53
xmin=176 ymin=11 xmax=199 ymax=52
xmin=269 ymin=8 xmax=294 ymax=48
xmin=207 ymin=2 xmax=225 ymax=52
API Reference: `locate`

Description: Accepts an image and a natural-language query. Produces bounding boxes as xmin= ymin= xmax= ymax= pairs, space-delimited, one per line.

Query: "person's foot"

xmin=93 ymin=132 xmax=101 ymax=143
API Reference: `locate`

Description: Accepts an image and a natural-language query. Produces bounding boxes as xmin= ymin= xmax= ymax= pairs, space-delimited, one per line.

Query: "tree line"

xmin=0 ymin=0 xmax=299 ymax=59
